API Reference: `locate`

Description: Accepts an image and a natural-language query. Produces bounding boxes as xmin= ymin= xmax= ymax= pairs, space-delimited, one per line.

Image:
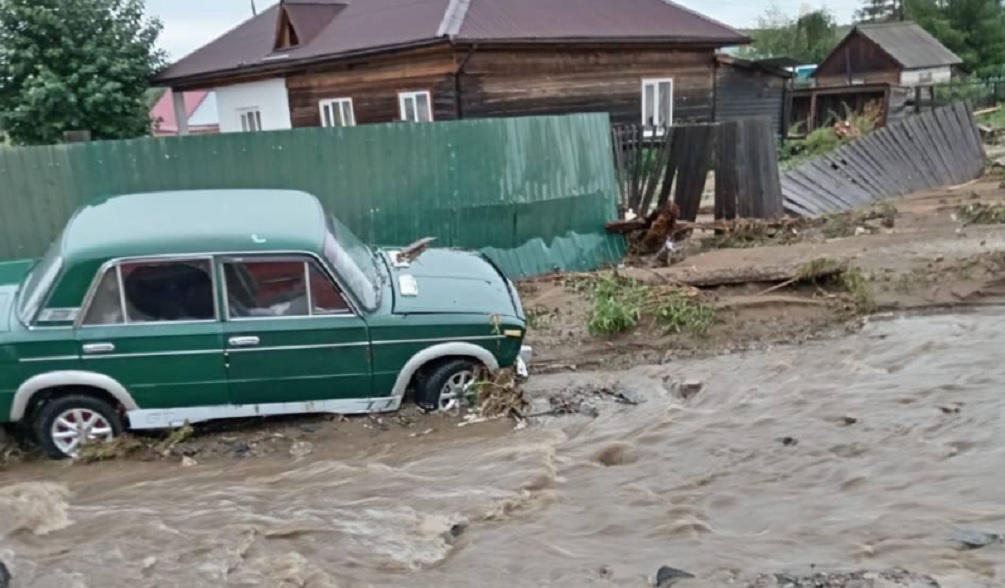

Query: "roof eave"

xmin=152 ymin=38 xmax=450 ymax=88
xmin=452 ymin=35 xmax=751 ymax=47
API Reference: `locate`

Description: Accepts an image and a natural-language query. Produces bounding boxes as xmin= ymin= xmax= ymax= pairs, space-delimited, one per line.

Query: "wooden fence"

xmin=610 ymin=119 xmax=782 ymax=222
xmin=781 ymin=102 xmax=984 ymax=217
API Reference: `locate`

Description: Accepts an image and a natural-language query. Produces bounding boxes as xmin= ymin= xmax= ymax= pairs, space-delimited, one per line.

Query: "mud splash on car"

xmin=3 ymin=310 xmax=1005 ymax=587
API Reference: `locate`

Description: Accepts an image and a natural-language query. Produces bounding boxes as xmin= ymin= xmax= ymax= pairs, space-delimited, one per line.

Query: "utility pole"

xmin=251 ymin=0 xmax=257 ymax=16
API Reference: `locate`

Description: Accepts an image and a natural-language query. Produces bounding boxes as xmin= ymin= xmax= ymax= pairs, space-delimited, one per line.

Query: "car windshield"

xmin=323 ymin=215 xmax=381 ymax=312
xmin=17 ymin=240 xmax=63 ymax=325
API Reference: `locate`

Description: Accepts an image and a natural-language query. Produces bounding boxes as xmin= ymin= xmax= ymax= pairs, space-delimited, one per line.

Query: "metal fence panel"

xmin=0 ymin=114 xmax=624 ymax=278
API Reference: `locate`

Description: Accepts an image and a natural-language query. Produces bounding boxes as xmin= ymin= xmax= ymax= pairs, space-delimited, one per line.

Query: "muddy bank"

xmin=522 ymin=179 xmax=1005 ymax=371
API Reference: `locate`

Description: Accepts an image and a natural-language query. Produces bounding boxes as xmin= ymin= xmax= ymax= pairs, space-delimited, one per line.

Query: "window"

xmin=320 ymin=98 xmax=356 ymax=127
xmin=240 ymin=109 xmax=263 ymax=132
xmin=641 ymin=78 xmax=673 ymax=128
xmin=398 ymin=91 xmax=433 ymax=123
xmin=223 ymin=258 xmax=350 ymax=319
xmin=82 ymin=259 xmax=216 ymax=326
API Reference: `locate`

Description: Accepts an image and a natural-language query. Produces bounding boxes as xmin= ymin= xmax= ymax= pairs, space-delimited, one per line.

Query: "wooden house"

xmin=152 ymin=0 xmax=750 ymax=134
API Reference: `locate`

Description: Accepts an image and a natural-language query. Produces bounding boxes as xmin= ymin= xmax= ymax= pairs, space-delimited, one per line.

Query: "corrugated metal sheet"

xmin=0 ymin=114 xmax=624 ymax=279
xmin=715 ymin=61 xmax=787 ymax=137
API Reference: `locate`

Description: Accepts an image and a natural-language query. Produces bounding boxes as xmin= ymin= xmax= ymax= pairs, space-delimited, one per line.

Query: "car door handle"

xmin=228 ymin=336 xmax=260 ymax=347
xmin=82 ymin=342 xmax=115 ymax=354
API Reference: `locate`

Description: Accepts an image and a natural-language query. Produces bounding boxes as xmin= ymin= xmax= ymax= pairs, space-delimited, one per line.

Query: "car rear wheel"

xmin=415 ymin=359 xmax=478 ymax=412
xmin=33 ymin=395 xmax=123 ymax=460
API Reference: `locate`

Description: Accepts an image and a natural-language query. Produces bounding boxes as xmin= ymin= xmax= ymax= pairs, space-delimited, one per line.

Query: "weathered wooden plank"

xmin=837 ymin=140 xmax=901 ymax=197
xmin=714 ymin=121 xmax=739 ymax=220
xmin=805 ymin=158 xmax=874 ymax=207
xmin=916 ymin=110 xmax=957 ymax=186
xmin=785 ymin=167 xmax=857 ymax=212
xmin=674 ymin=124 xmax=714 ymax=221
xmin=890 ymin=117 xmax=941 ymax=189
xmin=781 ymin=183 xmax=822 ymax=217
xmin=931 ymin=106 xmax=969 ymax=186
xmin=906 ymin=113 xmax=950 ymax=189
xmin=750 ymin=118 xmax=784 ymax=217
xmin=822 ymin=148 xmax=884 ymax=201
xmin=860 ymin=129 xmax=916 ymax=193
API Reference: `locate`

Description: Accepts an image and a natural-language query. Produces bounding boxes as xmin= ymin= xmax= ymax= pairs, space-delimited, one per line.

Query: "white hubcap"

xmin=439 ymin=370 xmax=475 ymax=411
xmin=51 ymin=408 xmax=114 ymax=456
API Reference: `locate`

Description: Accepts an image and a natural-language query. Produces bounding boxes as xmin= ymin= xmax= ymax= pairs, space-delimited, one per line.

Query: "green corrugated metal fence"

xmin=0 ymin=114 xmax=624 ymax=278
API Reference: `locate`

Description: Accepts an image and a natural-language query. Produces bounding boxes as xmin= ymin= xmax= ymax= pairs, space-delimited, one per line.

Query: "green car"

xmin=0 ymin=189 xmax=531 ymax=459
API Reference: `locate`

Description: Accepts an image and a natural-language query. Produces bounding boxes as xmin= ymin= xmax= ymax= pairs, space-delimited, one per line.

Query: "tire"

xmin=32 ymin=395 xmax=124 ymax=460
xmin=415 ymin=359 xmax=478 ymax=412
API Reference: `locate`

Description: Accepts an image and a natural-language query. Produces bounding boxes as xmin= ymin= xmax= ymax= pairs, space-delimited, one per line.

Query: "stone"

xmin=656 ymin=566 xmax=695 ymax=587
xmin=672 ymin=379 xmax=704 ymax=400
xmin=289 ymin=441 xmax=314 ymax=459
xmin=181 ymin=456 xmax=198 ymax=467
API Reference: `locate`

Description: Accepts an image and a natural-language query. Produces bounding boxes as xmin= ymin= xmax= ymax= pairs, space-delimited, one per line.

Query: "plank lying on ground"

xmin=621 ymin=261 xmax=846 ymax=288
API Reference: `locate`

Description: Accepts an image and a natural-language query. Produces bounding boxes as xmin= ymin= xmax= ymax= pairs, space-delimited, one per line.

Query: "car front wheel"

xmin=415 ymin=359 xmax=478 ymax=412
xmin=33 ymin=395 xmax=123 ymax=459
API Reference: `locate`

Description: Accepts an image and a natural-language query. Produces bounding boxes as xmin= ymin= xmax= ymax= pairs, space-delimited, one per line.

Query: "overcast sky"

xmin=147 ymin=0 xmax=863 ymax=60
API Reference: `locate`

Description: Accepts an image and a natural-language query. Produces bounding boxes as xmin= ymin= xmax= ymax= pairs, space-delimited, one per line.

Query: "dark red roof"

xmin=457 ymin=0 xmax=745 ymax=43
xmin=154 ymin=0 xmax=748 ymax=85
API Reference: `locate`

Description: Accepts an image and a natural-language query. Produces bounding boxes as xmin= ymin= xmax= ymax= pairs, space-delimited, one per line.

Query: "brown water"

xmin=3 ymin=311 xmax=1005 ymax=587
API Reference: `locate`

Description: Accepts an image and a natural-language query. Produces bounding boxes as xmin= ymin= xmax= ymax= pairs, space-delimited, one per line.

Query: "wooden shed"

xmin=714 ymin=55 xmax=791 ymax=137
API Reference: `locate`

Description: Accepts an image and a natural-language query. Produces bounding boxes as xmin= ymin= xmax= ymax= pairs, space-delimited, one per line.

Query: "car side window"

xmin=223 ymin=258 xmax=351 ymax=319
xmin=81 ymin=259 xmax=217 ymax=326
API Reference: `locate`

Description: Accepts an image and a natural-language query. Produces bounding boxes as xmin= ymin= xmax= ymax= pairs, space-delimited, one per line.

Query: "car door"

xmin=219 ymin=254 xmax=372 ymax=405
xmin=74 ymin=256 xmax=228 ymax=410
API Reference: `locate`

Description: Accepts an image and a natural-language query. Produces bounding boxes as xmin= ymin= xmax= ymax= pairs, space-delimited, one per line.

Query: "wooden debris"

xmin=396 ymin=236 xmax=436 ymax=263
xmin=975 ymin=105 xmax=1001 ymax=117
xmin=621 ymin=261 xmax=845 ymax=288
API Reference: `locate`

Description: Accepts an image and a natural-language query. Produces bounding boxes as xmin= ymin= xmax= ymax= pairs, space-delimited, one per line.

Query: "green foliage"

xmin=956 ymin=201 xmax=1005 ymax=225
xmin=905 ymin=0 xmax=1005 ymax=77
xmin=740 ymin=7 xmax=840 ymax=63
xmin=0 ymin=0 xmax=166 ymax=145
xmin=978 ymin=103 xmax=1005 ymax=129
xmin=856 ymin=0 xmax=905 ymax=23
xmin=583 ymin=272 xmax=715 ymax=337
xmin=780 ymin=105 xmax=880 ymax=170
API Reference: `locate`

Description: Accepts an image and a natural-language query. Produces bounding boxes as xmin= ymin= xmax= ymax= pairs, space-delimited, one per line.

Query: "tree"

xmin=855 ymin=0 xmax=904 ymax=23
xmin=0 ymin=0 xmax=165 ymax=145
xmin=905 ymin=0 xmax=1005 ymax=76
xmin=741 ymin=7 xmax=840 ymax=64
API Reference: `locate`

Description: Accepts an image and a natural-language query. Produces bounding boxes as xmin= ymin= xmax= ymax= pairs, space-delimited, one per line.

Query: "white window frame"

xmin=641 ymin=78 xmax=674 ymax=131
xmin=398 ymin=91 xmax=433 ymax=123
xmin=319 ymin=98 xmax=356 ymax=127
xmin=239 ymin=108 xmax=263 ymax=132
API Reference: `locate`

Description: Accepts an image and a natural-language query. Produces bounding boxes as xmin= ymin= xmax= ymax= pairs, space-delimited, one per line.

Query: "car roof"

xmin=61 ymin=189 xmax=328 ymax=263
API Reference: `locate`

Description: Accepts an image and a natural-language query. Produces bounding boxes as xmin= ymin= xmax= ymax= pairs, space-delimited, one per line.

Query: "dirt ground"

xmin=521 ymin=176 xmax=1005 ymax=372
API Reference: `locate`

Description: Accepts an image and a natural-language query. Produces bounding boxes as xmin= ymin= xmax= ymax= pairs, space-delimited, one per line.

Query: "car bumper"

xmin=516 ymin=345 xmax=532 ymax=379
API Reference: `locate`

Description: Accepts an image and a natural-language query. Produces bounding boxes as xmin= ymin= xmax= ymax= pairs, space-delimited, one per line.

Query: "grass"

xmin=580 ymin=272 xmax=715 ymax=337
xmin=819 ymin=201 xmax=897 ymax=238
xmin=978 ymin=104 xmax=1005 ymax=130
xmin=956 ymin=201 xmax=1005 ymax=225
xmin=797 ymin=257 xmax=875 ymax=314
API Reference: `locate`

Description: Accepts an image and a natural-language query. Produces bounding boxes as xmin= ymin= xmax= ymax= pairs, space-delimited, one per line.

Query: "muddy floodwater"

xmin=3 ymin=310 xmax=1005 ymax=587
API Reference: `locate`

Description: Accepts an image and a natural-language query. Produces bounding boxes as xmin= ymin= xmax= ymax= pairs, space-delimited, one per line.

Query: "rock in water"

xmin=952 ymin=528 xmax=1005 ymax=549
xmin=0 ymin=559 xmax=10 ymax=588
xmin=656 ymin=566 xmax=695 ymax=587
